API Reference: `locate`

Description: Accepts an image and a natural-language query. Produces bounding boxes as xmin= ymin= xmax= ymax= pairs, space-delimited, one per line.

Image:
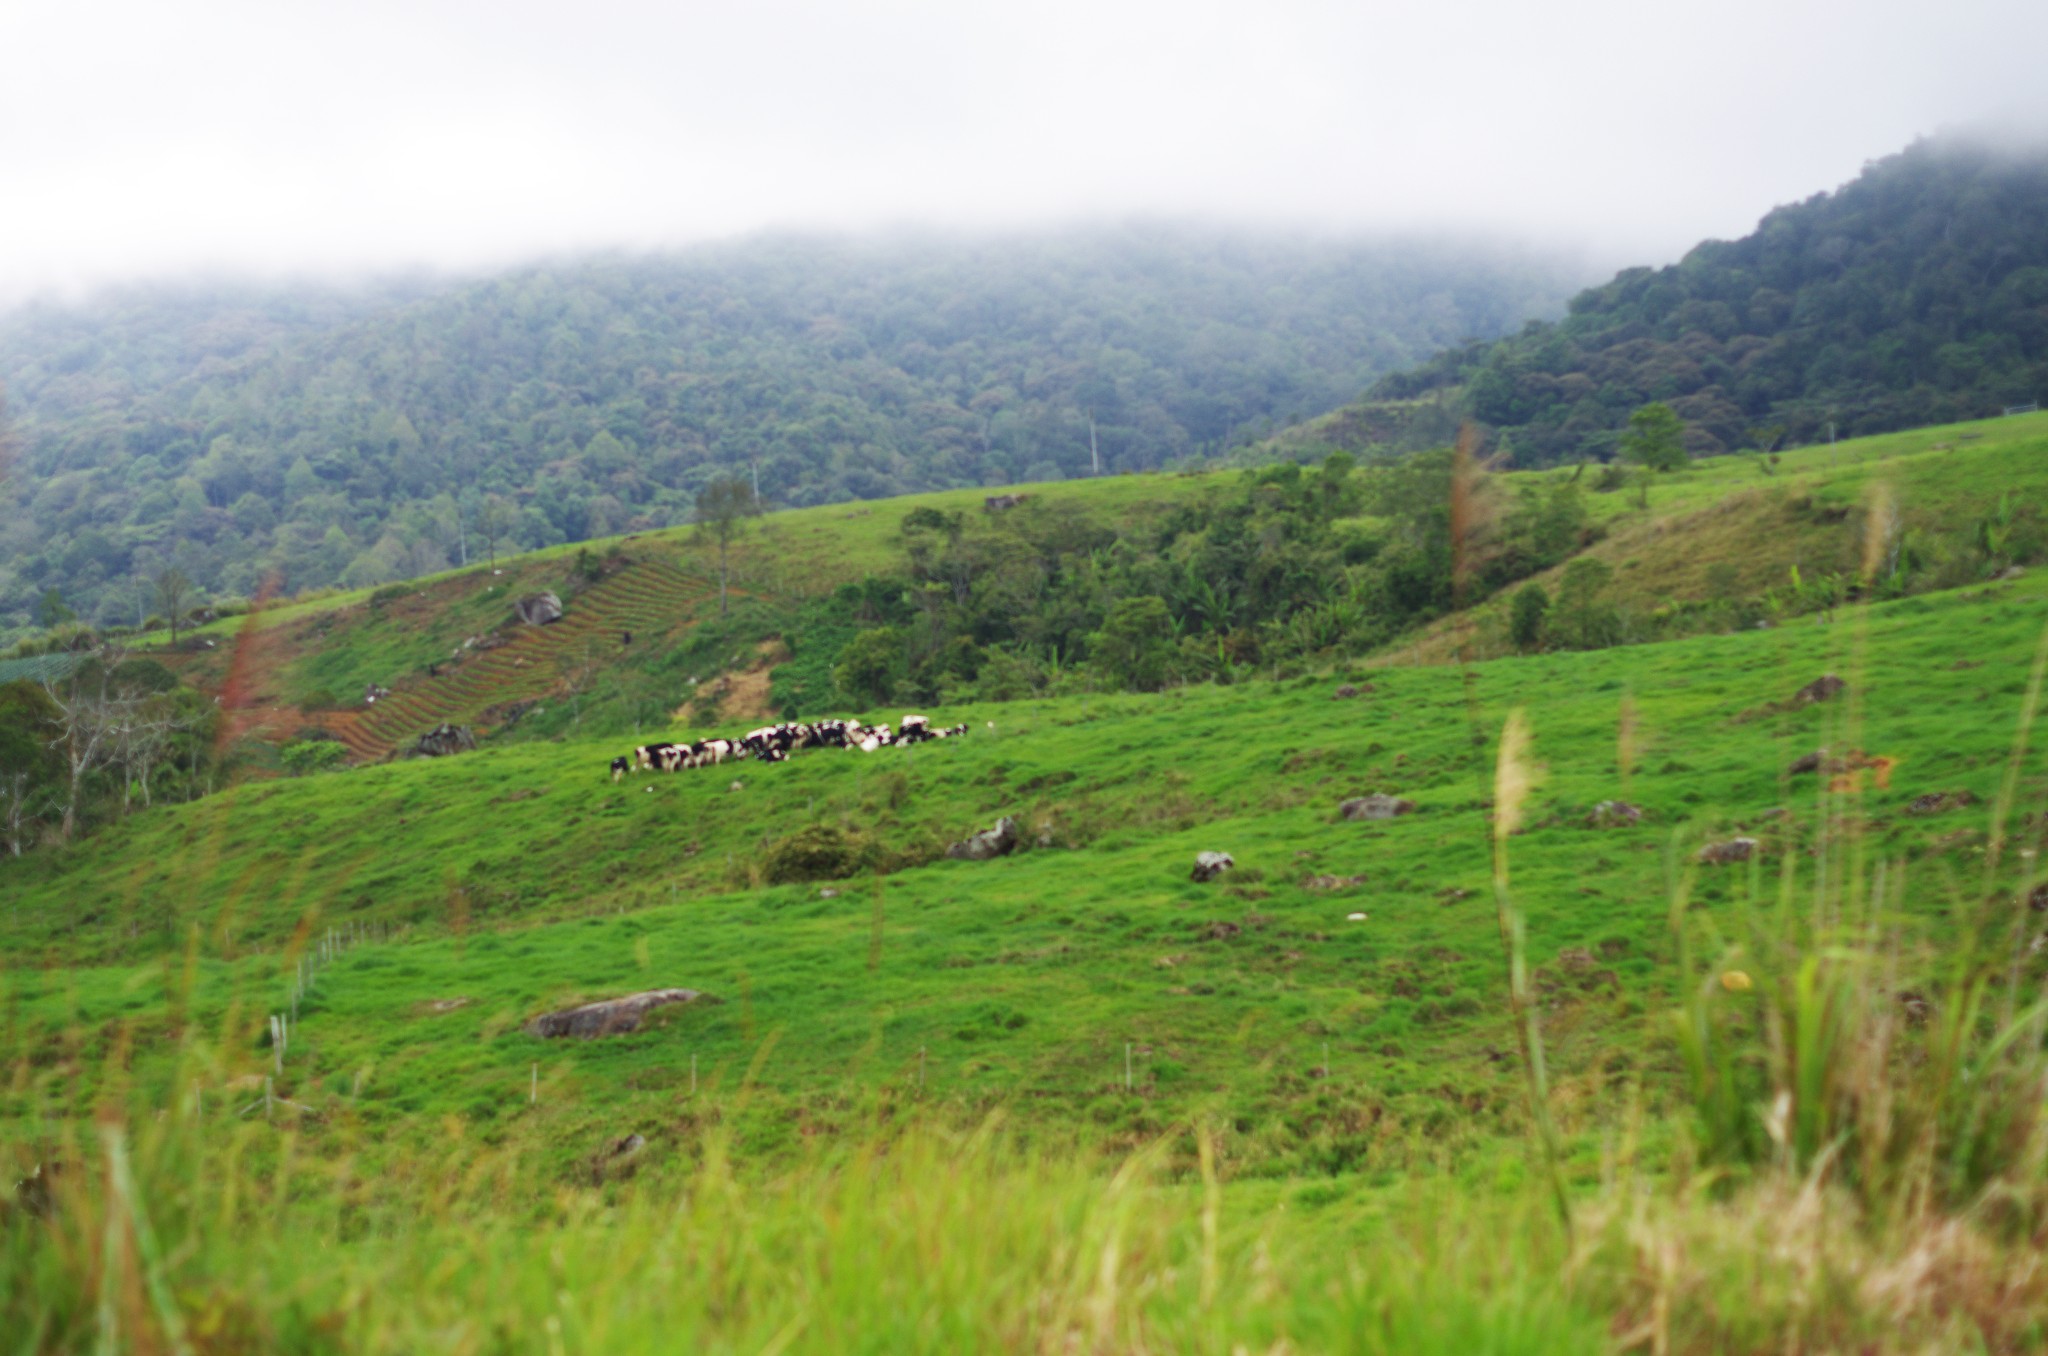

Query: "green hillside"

xmin=0 ymin=227 xmax=1583 ymax=643
xmin=7 ymin=416 xmax=2048 ymax=1352
xmin=1280 ymin=135 xmax=2048 ymax=466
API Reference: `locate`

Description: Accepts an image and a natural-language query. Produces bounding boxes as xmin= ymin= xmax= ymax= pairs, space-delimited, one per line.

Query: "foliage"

xmin=1364 ymin=136 xmax=2048 ymax=463
xmin=1508 ymin=583 xmax=1549 ymax=651
xmin=279 ymin=739 xmax=347 ymax=777
xmin=826 ymin=450 xmax=1589 ymax=697
xmin=1619 ymin=402 xmax=1688 ymax=472
xmin=0 ymin=229 xmax=1581 ymax=641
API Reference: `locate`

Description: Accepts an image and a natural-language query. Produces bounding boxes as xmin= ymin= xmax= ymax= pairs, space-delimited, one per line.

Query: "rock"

xmin=1589 ymin=800 xmax=1642 ymax=827
xmin=1696 ymin=837 xmax=1760 ymax=865
xmin=1906 ymin=790 xmax=1976 ymax=816
xmin=819 ymin=888 xmax=839 ymax=899
xmin=728 ymin=780 xmax=744 ymax=793
xmin=513 ymin=591 xmax=564 ymax=626
xmin=526 ymin=989 xmax=710 ymax=1039
xmin=1340 ymin=794 xmax=1416 ymax=821
xmin=1789 ymin=751 xmax=1825 ymax=774
xmin=946 ymin=815 xmax=1019 ymax=861
xmin=411 ymin=723 xmax=476 ymax=758
xmin=591 ymin=1133 xmax=647 ymax=1184
xmin=1792 ymin=673 xmax=1845 ymax=706
xmin=1346 ymin=912 xmax=1367 ymax=922
xmin=1190 ymin=850 xmax=1236 ymax=882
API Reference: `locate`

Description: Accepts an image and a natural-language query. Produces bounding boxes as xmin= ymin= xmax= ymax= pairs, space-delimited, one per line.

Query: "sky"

xmin=5 ymin=0 xmax=2048 ymax=302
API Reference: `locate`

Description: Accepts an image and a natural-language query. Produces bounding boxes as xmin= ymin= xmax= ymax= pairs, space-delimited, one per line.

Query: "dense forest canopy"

xmin=1352 ymin=136 xmax=2048 ymax=464
xmin=0 ymin=227 xmax=1582 ymax=641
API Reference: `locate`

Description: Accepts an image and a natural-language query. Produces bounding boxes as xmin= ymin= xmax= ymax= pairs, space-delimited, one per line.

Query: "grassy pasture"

xmin=8 ymin=419 xmax=2048 ymax=1353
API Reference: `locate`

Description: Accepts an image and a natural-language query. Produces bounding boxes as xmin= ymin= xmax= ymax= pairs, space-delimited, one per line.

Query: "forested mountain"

xmin=0 ymin=228 xmax=1581 ymax=638
xmin=1330 ymin=135 xmax=2048 ymax=464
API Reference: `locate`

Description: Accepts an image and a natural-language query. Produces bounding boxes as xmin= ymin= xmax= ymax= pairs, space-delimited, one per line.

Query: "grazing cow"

xmin=635 ymin=743 xmax=681 ymax=772
xmin=610 ymin=756 xmax=630 ymax=782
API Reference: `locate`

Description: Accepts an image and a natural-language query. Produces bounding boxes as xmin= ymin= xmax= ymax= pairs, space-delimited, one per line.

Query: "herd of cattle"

xmin=610 ymin=714 xmax=969 ymax=779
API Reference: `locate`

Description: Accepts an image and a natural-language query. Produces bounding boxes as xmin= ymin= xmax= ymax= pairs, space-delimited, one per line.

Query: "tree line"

xmin=0 ymin=651 xmax=220 ymax=857
xmin=1341 ymin=135 xmax=2048 ymax=464
xmin=0 ymin=227 xmax=1581 ymax=646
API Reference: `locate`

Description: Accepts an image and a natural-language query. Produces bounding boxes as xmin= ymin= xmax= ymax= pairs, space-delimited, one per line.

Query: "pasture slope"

xmin=6 ymin=420 xmax=2048 ymax=1352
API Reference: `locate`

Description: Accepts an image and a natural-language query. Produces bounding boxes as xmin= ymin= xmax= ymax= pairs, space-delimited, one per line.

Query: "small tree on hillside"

xmin=1621 ymin=402 xmax=1688 ymax=474
xmin=696 ymin=477 xmax=762 ymax=617
xmin=1090 ymin=595 xmax=1175 ymax=692
xmin=1509 ymin=583 xmax=1550 ymax=652
xmin=476 ymin=495 xmax=519 ymax=571
xmin=152 ymin=568 xmax=195 ymax=647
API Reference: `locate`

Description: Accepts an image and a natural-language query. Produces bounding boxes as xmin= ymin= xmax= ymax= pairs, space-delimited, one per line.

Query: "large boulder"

xmin=526 ymin=989 xmax=711 ymax=1039
xmin=513 ymin=592 xmax=564 ymax=626
xmin=412 ymin=723 xmax=476 ymax=758
xmin=1697 ymin=837 xmax=1760 ymax=865
xmin=946 ymin=816 xmax=1019 ymax=861
xmin=1341 ymin=794 xmax=1416 ymax=821
xmin=1792 ymin=674 xmax=1845 ymax=706
xmin=1589 ymin=800 xmax=1643 ymax=828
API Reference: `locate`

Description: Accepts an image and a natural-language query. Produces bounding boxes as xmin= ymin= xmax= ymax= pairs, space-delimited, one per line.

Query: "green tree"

xmin=1509 ymin=583 xmax=1549 ymax=651
xmin=476 ymin=496 xmax=519 ymax=571
xmin=833 ymin=627 xmax=906 ymax=708
xmin=1619 ymin=402 xmax=1688 ymax=473
xmin=1552 ymin=557 xmax=1620 ymax=650
xmin=1090 ymin=595 xmax=1174 ymax=692
xmin=35 ymin=589 xmax=75 ymax=629
xmin=696 ymin=477 xmax=762 ymax=617
xmin=0 ymin=680 xmax=63 ymax=855
xmin=152 ymin=568 xmax=195 ymax=647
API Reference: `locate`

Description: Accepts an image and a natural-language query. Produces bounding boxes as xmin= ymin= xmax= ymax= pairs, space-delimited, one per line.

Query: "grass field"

xmin=7 ymin=419 xmax=2048 ymax=1352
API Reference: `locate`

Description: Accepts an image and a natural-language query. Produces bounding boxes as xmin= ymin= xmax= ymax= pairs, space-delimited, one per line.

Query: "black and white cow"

xmin=610 ymin=756 xmax=630 ymax=782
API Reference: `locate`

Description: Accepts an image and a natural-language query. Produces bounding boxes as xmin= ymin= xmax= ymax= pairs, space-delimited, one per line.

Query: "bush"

xmin=280 ymin=740 xmax=347 ymax=777
xmin=759 ymin=824 xmax=884 ymax=883
xmin=1509 ymin=584 xmax=1549 ymax=651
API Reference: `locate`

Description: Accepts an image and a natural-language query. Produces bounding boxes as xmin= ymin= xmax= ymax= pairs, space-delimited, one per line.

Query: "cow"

xmin=634 ymin=743 xmax=680 ymax=772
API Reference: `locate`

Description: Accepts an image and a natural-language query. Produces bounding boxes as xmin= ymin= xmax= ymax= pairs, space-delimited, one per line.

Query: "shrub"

xmin=758 ymin=824 xmax=886 ymax=883
xmin=1509 ymin=584 xmax=1549 ymax=651
xmin=280 ymin=740 xmax=347 ymax=777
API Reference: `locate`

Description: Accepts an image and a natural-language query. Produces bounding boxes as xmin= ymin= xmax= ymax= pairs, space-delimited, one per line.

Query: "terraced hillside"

xmin=329 ymin=557 xmax=715 ymax=760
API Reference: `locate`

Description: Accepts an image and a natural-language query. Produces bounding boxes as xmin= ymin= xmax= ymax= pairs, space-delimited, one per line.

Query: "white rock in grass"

xmin=1347 ymin=912 xmax=1368 ymax=922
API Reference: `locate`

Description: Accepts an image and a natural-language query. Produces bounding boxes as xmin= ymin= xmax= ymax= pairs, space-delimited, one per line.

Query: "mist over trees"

xmin=0 ymin=227 xmax=1583 ymax=642
xmin=1361 ymin=136 xmax=2048 ymax=463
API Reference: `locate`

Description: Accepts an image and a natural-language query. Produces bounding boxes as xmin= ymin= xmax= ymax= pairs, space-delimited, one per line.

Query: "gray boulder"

xmin=1589 ymin=800 xmax=1643 ymax=827
xmin=946 ymin=816 xmax=1019 ymax=861
xmin=1792 ymin=673 xmax=1845 ymax=706
xmin=1341 ymin=794 xmax=1416 ymax=821
xmin=513 ymin=592 xmax=564 ymax=626
xmin=1696 ymin=837 xmax=1760 ymax=865
xmin=411 ymin=723 xmax=476 ymax=758
xmin=526 ymin=988 xmax=710 ymax=1039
